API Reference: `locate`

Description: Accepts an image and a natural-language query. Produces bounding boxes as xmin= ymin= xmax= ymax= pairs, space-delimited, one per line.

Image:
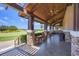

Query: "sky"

xmin=0 ymin=3 xmax=43 ymax=29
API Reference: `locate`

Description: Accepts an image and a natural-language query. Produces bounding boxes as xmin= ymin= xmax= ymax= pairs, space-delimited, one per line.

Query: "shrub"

xmin=35 ymin=33 xmax=42 ymax=36
xmin=20 ymin=35 xmax=27 ymax=43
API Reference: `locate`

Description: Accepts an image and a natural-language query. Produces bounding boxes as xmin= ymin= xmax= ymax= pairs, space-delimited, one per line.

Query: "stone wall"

xmin=70 ymin=31 xmax=79 ymax=56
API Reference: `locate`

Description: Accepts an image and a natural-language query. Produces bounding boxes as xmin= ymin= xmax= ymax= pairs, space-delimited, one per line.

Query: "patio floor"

xmin=0 ymin=34 xmax=71 ymax=56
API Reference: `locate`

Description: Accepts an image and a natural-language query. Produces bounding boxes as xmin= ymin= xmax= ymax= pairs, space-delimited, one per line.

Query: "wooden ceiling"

xmin=5 ymin=3 xmax=72 ymax=25
xmin=23 ymin=3 xmax=72 ymax=25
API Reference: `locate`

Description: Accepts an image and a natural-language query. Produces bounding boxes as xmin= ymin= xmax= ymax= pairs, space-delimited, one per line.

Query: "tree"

xmin=8 ymin=26 xmax=17 ymax=30
xmin=0 ymin=26 xmax=18 ymax=31
xmin=0 ymin=26 xmax=7 ymax=31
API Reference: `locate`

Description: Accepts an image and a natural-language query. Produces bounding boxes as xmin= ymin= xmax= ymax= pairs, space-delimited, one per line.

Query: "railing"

xmin=14 ymin=31 xmax=49 ymax=46
xmin=14 ymin=35 xmax=27 ymax=47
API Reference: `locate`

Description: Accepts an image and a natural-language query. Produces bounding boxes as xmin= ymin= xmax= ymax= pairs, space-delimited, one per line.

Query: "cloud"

xmin=0 ymin=6 xmax=5 ymax=11
xmin=19 ymin=18 xmax=25 ymax=22
xmin=0 ymin=19 xmax=8 ymax=25
xmin=34 ymin=22 xmax=41 ymax=26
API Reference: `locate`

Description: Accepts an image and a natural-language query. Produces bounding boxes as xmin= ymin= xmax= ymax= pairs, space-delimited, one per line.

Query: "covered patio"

xmin=0 ymin=34 xmax=71 ymax=56
xmin=0 ymin=3 xmax=78 ymax=56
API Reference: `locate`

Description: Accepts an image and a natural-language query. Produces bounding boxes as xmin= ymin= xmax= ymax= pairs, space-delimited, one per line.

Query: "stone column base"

xmin=27 ymin=30 xmax=35 ymax=46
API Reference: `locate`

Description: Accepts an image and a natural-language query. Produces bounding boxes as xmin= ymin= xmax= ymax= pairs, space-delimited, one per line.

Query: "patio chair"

xmin=34 ymin=33 xmax=43 ymax=45
xmin=34 ymin=32 xmax=48 ymax=45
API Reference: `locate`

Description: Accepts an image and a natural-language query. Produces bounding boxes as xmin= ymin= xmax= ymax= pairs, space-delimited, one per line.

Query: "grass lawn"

xmin=0 ymin=30 xmax=44 ymax=42
xmin=0 ymin=30 xmax=27 ymax=42
xmin=35 ymin=30 xmax=44 ymax=33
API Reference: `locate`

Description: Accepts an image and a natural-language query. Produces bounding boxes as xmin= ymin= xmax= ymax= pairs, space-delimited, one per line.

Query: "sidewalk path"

xmin=0 ymin=40 xmax=14 ymax=50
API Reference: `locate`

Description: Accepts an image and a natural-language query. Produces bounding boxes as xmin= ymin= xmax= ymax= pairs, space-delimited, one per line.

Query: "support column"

xmin=49 ymin=26 xmax=52 ymax=35
xmin=44 ymin=24 xmax=47 ymax=31
xmin=50 ymin=26 xmax=51 ymax=31
xmin=71 ymin=4 xmax=79 ymax=55
xmin=51 ymin=26 xmax=54 ymax=31
xmin=74 ymin=4 xmax=79 ymax=31
xmin=27 ymin=15 xmax=35 ymax=46
xmin=44 ymin=24 xmax=48 ymax=37
xmin=28 ymin=15 xmax=34 ymax=30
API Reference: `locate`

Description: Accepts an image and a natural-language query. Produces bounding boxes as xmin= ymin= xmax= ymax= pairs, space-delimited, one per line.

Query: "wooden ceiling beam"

xmin=19 ymin=11 xmax=47 ymax=25
xmin=27 ymin=11 xmax=49 ymax=25
xmin=50 ymin=17 xmax=64 ymax=25
xmin=32 ymin=13 xmax=49 ymax=25
xmin=66 ymin=3 xmax=72 ymax=6
xmin=24 ymin=4 xmax=39 ymax=13
xmin=19 ymin=8 xmax=49 ymax=25
xmin=34 ymin=19 xmax=45 ymax=24
xmin=5 ymin=3 xmax=23 ymax=11
xmin=52 ymin=19 xmax=63 ymax=26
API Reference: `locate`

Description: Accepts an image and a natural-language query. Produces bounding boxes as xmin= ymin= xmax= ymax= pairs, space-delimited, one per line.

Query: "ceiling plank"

xmin=34 ymin=18 xmax=47 ymax=24
xmin=30 ymin=4 xmax=39 ymax=13
xmin=33 ymin=4 xmax=50 ymax=21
